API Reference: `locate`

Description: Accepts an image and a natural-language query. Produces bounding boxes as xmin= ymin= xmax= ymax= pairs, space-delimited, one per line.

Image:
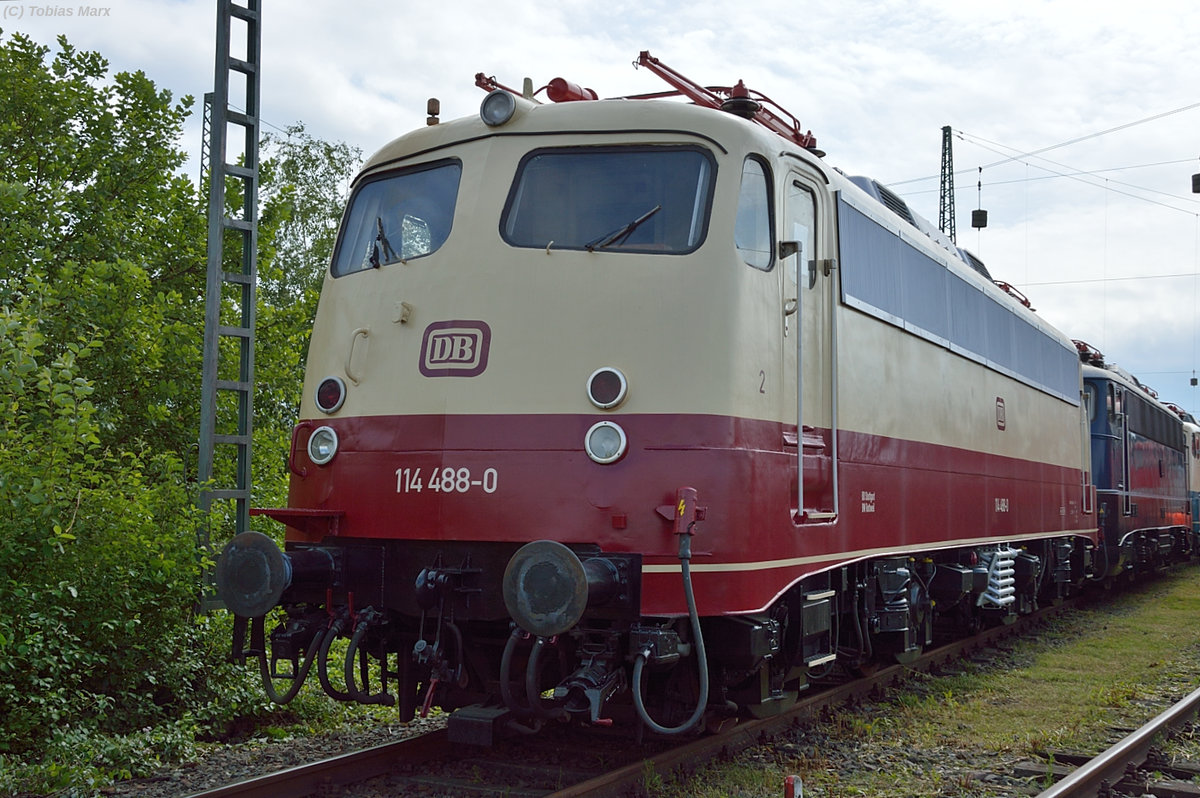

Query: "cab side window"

xmin=331 ymin=159 xmax=462 ymax=277
xmin=735 ymin=156 xmax=773 ymax=271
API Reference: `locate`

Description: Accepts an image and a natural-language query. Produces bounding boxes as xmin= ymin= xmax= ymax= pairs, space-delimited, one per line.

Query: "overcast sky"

xmin=6 ymin=0 xmax=1200 ymax=413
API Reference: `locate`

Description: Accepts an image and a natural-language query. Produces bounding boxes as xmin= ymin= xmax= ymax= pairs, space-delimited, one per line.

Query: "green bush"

xmin=0 ymin=296 xmax=207 ymax=749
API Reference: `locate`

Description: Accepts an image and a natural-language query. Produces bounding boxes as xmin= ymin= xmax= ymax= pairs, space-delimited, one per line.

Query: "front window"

xmin=331 ymin=159 xmax=462 ymax=276
xmin=501 ymin=146 xmax=715 ymax=254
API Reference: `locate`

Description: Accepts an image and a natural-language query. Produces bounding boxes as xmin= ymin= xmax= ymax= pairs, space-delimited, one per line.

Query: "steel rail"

xmin=550 ymin=603 xmax=1064 ymax=797
xmin=185 ymin=597 xmax=1069 ymax=798
xmin=1034 ymin=684 xmax=1200 ymax=798
xmin=184 ymin=729 xmax=447 ymax=798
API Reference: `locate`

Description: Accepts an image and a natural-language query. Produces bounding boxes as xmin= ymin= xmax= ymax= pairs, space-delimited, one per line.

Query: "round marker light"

xmin=585 ymin=421 xmax=627 ymax=464
xmin=480 ymin=90 xmax=517 ymax=127
xmin=315 ymin=376 xmax=346 ymax=414
xmin=307 ymin=426 xmax=339 ymax=466
xmin=587 ymin=367 xmax=627 ymax=410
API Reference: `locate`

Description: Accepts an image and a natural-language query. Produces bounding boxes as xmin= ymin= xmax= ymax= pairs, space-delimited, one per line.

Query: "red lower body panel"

xmin=278 ymin=413 xmax=1095 ymax=616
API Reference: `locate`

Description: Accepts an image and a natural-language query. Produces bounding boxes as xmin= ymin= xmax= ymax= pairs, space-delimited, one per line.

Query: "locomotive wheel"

xmin=659 ymin=658 xmax=704 ymax=726
xmin=848 ymin=660 xmax=880 ymax=678
xmin=744 ymin=683 xmax=800 ymax=718
xmin=636 ymin=655 xmax=706 ymax=731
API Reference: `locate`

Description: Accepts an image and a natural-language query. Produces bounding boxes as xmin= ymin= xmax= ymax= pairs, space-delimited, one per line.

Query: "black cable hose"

xmin=631 ymin=534 xmax=709 ymax=735
xmin=316 ymin=616 xmax=353 ymax=700
xmin=253 ymin=615 xmax=319 ymax=705
xmin=343 ymin=612 xmax=395 ymax=706
xmin=498 ymin=627 xmax=543 ymax=734
xmin=525 ymin=636 xmax=568 ymax=721
xmin=499 ymin=627 xmax=533 ymax=717
xmin=444 ymin=620 xmax=466 ymax=686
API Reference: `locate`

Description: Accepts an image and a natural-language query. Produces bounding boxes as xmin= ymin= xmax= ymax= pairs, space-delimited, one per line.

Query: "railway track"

xmin=188 ymin=599 xmax=1061 ymax=798
xmin=1023 ymin=685 xmax=1200 ymax=798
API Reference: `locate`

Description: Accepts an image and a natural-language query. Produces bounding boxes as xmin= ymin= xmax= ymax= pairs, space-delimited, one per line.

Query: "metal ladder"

xmin=197 ymin=0 xmax=262 ymax=611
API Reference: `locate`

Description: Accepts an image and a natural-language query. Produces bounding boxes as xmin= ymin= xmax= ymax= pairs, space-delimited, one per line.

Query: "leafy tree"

xmin=0 ymin=30 xmax=365 ymax=792
xmin=0 ymin=30 xmax=206 ymax=456
xmin=259 ymin=122 xmax=360 ymax=302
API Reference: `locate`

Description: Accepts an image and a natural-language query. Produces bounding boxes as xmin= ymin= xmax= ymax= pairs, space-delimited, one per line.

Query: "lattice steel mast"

xmin=939 ymin=125 xmax=957 ymax=244
xmin=197 ymin=0 xmax=262 ymax=609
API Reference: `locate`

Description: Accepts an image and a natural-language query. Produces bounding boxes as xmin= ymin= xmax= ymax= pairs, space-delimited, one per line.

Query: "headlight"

xmin=307 ymin=425 xmax=339 ymax=465
xmin=586 ymin=367 xmax=628 ymax=410
xmin=480 ymin=90 xmax=517 ymax=126
xmin=585 ymin=421 xmax=627 ymax=464
xmin=314 ymin=376 xmax=346 ymax=414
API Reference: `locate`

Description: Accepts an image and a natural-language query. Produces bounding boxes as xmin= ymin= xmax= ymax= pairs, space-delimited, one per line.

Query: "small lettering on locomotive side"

xmin=861 ymin=490 xmax=876 ymax=513
xmin=995 ymin=497 xmax=1010 ymax=512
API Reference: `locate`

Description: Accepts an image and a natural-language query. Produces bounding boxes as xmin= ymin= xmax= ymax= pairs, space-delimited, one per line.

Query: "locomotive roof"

xmin=358 ymin=93 xmax=999 ymax=290
xmin=351 ymin=85 xmax=1058 ymax=362
xmin=1082 ymin=360 xmax=1171 ymax=406
xmin=357 ymin=95 xmax=826 ymax=180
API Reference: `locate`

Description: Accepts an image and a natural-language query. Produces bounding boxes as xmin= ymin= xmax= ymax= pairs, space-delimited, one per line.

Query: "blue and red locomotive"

xmin=1078 ymin=342 xmax=1193 ymax=575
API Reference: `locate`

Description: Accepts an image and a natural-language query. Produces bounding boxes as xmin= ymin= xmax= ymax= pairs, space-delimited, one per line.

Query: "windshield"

xmin=501 ymin=146 xmax=715 ymax=254
xmin=331 ymin=159 xmax=462 ymax=276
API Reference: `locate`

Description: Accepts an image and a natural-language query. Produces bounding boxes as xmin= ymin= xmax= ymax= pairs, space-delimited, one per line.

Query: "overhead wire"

xmin=889 ymin=103 xmax=1200 ymax=415
xmin=889 ymin=102 xmax=1200 ymax=218
xmin=890 ymin=101 xmax=1200 ymax=186
xmin=899 ymin=158 xmax=1200 ymax=197
xmin=969 ymin=101 xmax=1200 ymax=170
xmin=949 ymin=133 xmax=1200 ymax=216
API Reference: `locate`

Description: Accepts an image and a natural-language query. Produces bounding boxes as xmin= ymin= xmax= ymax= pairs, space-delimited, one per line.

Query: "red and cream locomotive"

xmin=216 ymin=52 xmax=1193 ymax=740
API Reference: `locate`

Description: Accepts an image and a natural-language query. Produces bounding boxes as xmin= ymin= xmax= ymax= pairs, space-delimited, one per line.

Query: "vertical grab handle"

xmin=346 ymin=327 xmax=369 ymax=385
xmin=289 ymin=421 xmax=314 ymax=477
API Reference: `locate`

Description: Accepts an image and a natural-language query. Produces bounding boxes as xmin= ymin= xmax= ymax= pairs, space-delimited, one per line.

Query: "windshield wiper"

xmin=584 ymin=205 xmax=661 ymax=252
xmin=369 ymin=216 xmax=398 ymax=268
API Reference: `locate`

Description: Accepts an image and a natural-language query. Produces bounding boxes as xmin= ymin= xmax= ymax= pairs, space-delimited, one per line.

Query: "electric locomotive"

xmin=1076 ymin=342 xmax=1194 ymax=574
xmin=217 ymin=53 xmax=1175 ymax=740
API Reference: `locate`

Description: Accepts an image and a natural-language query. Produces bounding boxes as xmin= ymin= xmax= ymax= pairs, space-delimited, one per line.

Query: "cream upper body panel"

xmin=301 ymin=93 xmax=1084 ymax=473
xmin=826 ymin=173 xmax=1084 ymax=470
xmin=301 ymin=99 xmax=817 ymax=423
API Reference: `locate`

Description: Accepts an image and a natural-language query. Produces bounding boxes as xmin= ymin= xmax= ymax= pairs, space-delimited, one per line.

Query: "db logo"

xmin=420 ymin=321 xmax=491 ymax=377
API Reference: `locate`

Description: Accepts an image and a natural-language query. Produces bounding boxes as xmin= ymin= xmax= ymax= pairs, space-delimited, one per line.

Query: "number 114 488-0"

xmin=396 ymin=467 xmax=498 ymax=494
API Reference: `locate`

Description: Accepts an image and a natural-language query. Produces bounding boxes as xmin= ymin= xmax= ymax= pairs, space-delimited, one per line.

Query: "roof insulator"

xmin=720 ymin=80 xmax=760 ymax=119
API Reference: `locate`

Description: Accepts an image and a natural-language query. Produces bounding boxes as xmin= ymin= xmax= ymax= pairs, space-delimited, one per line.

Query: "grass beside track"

xmin=657 ymin=564 xmax=1200 ymax=798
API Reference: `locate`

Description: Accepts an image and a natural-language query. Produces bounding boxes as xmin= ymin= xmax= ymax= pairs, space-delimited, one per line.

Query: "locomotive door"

xmin=1114 ymin=385 xmax=1132 ymax=516
xmin=782 ymin=172 xmax=835 ymax=522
